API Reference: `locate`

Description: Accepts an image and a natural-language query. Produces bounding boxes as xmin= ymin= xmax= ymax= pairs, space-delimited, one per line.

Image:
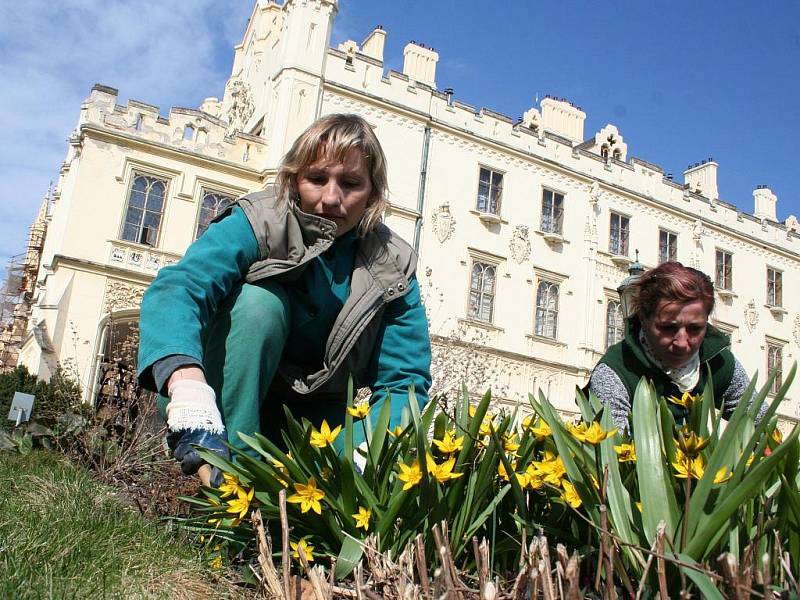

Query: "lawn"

xmin=0 ymin=450 xmax=246 ymax=599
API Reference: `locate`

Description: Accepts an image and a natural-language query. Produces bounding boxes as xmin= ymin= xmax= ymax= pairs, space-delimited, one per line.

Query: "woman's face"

xmin=642 ymin=299 xmax=708 ymax=368
xmin=296 ymin=148 xmax=373 ymax=237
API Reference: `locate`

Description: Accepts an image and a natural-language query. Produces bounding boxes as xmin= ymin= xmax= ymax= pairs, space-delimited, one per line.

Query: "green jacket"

xmin=138 ymin=187 xmax=424 ymax=400
xmin=596 ymin=317 xmax=736 ymax=423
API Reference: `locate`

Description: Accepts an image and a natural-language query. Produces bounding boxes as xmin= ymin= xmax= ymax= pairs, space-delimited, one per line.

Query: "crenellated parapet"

xmin=77 ymin=84 xmax=268 ymax=168
xmin=321 ymin=30 xmax=797 ymax=253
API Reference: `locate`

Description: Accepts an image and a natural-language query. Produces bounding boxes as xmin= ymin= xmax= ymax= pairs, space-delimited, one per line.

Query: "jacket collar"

xmin=623 ymin=315 xmax=730 ymax=369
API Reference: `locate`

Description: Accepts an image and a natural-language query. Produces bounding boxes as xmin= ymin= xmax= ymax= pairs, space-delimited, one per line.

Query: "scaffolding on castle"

xmin=0 ymin=201 xmax=48 ymax=371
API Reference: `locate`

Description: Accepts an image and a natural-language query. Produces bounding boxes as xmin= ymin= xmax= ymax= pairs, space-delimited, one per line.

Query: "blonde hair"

xmin=274 ymin=114 xmax=388 ymax=237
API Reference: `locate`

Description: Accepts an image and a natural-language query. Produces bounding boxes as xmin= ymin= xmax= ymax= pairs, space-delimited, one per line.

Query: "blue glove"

xmin=167 ymin=428 xmax=230 ymax=485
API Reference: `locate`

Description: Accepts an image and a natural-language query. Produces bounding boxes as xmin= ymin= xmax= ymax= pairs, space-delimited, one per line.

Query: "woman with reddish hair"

xmin=588 ymin=261 xmax=763 ymax=430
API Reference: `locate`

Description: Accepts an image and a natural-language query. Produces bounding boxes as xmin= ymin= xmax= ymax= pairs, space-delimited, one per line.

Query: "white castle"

xmin=9 ymin=0 xmax=798 ymax=421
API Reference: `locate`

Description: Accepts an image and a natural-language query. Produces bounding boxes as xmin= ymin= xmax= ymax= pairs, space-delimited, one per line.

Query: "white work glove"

xmin=166 ymin=379 xmax=225 ymax=434
xmin=165 ymin=380 xmax=228 ymax=483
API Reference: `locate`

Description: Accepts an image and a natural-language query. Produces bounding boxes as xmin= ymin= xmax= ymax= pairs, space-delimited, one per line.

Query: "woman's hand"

xmin=165 ymin=369 xmax=229 ymax=484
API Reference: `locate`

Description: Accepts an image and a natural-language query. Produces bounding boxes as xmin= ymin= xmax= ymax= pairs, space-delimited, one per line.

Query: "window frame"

xmin=119 ymin=171 xmax=170 ymax=247
xmin=766 ymin=267 xmax=783 ymax=307
xmin=715 ymin=249 xmax=733 ymax=291
xmin=766 ymin=341 xmax=784 ymax=396
xmin=194 ymin=188 xmax=237 ymax=240
xmin=467 ymin=260 xmax=498 ymax=324
xmin=534 ymin=279 xmax=560 ymax=340
xmin=475 ymin=165 xmax=504 ymax=216
xmin=540 ymin=188 xmax=565 ymax=235
xmin=605 ymin=299 xmax=624 ymax=349
xmin=609 ymin=211 xmax=630 ymax=256
xmin=658 ymin=229 xmax=678 ymax=264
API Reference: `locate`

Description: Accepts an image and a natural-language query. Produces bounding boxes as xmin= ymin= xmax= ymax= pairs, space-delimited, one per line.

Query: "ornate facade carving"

xmin=744 ymin=300 xmax=759 ymax=334
xmin=103 ymin=280 xmax=146 ymax=313
xmin=226 ymin=80 xmax=254 ymax=136
xmin=794 ymin=315 xmax=800 ymax=347
xmin=431 ymin=203 xmax=455 ymax=243
xmin=509 ymin=225 xmax=531 ymax=264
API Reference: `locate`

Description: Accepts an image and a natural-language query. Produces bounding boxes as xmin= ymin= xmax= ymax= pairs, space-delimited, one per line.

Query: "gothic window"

xmin=767 ymin=267 xmax=783 ymax=307
xmin=606 ymin=300 xmax=624 ymax=349
xmin=535 ymin=280 xmax=559 ymax=339
xmin=715 ymin=249 xmax=733 ymax=291
xmin=658 ymin=229 xmax=678 ymax=264
xmin=195 ymin=190 xmax=236 ymax=240
xmin=540 ymin=189 xmax=564 ymax=234
xmin=767 ymin=342 xmax=783 ymax=396
xmin=609 ymin=212 xmax=630 ymax=256
xmin=476 ymin=167 xmax=503 ymax=216
xmin=121 ymin=173 xmax=167 ymax=246
xmin=468 ymin=261 xmax=496 ymax=323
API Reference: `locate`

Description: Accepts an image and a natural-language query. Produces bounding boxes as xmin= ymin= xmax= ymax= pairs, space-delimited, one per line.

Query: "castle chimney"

xmin=753 ymin=185 xmax=777 ymax=221
xmin=361 ymin=26 xmax=386 ymax=62
xmin=540 ymin=97 xmax=585 ymax=143
xmin=402 ymin=42 xmax=438 ymax=87
xmin=683 ymin=160 xmax=718 ymax=200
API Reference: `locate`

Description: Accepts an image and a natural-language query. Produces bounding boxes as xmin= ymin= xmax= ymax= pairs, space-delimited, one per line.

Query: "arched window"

xmin=606 ymin=300 xmax=624 ymax=349
xmin=535 ymin=280 xmax=559 ymax=339
xmin=767 ymin=343 xmax=783 ymax=396
xmin=121 ymin=174 xmax=167 ymax=246
xmin=612 ymin=148 xmax=622 ymax=160
xmin=601 ymin=145 xmax=609 ymax=160
xmin=195 ymin=190 xmax=235 ymax=239
xmin=468 ymin=262 xmax=496 ymax=323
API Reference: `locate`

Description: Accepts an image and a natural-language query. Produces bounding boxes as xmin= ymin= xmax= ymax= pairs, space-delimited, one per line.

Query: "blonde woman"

xmin=138 ymin=114 xmax=431 ymax=484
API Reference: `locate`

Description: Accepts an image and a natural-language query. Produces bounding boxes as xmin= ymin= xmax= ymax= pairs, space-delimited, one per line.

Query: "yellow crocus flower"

xmin=432 ymin=430 xmax=464 ymax=455
xmin=561 ymin=480 xmax=582 ymax=509
xmin=352 ymin=506 xmax=371 ymax=531
xmin=310 ymin=420 xmax=342 ymax=448
xmin=291 ymin=538 xmax=315 ymax=563
xmin=226 ymin=486 xmax=255 ymax=519
xmin=426 ymin=453 xmax=464 ymax=483
xmin=287 ymin=477 xmax=325 ymax=515
xmin=614 ymin=442 xmax=637 ymax=463
xmin=347 ymin=401 xmax=371 ymax=419
xmin=398 ymin=459 xmax=422 ymax=490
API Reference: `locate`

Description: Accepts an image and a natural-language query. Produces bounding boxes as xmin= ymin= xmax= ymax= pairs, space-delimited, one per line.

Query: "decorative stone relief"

xmin=431 ymin=203 xmax=455 ymax=243
xmin=589 ymin=181 xmax=601 ymax=204
xmin=744 ymin=300 xmax=759 ymax=333
xmin=509 ymin=225 xmax=531 ymax=264
xmin=145 ymin=255 xmax=161 ymax=271
xmin=794 ymin=315 xmax=800 ymax=347
xmin=226 ymin=80 xmax=254 ymax=136
xmin=103 ymin=280 xmax=145 ymax=313
xmin=110 ymin=247 xmax=125 ymax=263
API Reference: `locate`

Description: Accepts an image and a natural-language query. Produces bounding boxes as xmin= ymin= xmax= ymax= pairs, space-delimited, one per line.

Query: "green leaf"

xmin=344 ymin=376 xmax=355 ymax=467
xmin=368 ymin=389 xmax=393 ymax=468
xmin=686 ymin=424 xmax=800 ymax=560
xmin=677 ymin=554 xmax=725 ymax=600
xmin=632 ymin=378 xmax=679 ymax=545
xmin=599 ymin=408 xmax=642 ymax=556
xmin=335 ymin=535 xmax=365 ymax=579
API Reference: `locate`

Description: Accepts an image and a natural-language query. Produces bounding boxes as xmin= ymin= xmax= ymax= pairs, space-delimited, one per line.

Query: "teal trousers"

xmin=159 ymin=281 xmax=351 ymax=456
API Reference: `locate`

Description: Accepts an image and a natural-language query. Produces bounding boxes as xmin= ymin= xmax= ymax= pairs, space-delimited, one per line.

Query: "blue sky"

xmin=1 ymin=0 xmax=797 ymax=268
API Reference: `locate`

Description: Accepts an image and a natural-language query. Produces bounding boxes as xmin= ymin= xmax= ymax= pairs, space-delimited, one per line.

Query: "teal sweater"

xmin=138 ymin=207 xmax=432 ymax=429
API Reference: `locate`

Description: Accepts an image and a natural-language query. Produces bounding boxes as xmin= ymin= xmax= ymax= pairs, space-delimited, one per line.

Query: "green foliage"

xmin=0 ymin=364 xmax=84 ymax=430
xmin=0 ymin=450 xmax=246 ymax=599
xmin=182 ymin=367 xmax=799 ymax=596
